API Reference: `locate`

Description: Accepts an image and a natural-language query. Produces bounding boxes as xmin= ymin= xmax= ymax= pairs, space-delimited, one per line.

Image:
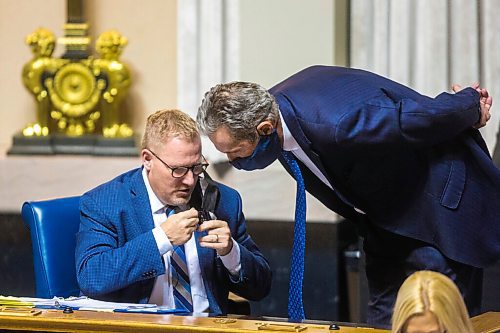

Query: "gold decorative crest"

xmin=21 ymin=27 xmax=132 ymax=138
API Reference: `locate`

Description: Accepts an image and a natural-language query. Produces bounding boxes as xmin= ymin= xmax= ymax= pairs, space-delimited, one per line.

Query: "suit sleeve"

xmin=75 ymin=194 xmax=165 ymax=297
xmin=334 ymin=87 xmax=481 ymax=150
xmin=225 ymin=191 xmax=272 ymax=301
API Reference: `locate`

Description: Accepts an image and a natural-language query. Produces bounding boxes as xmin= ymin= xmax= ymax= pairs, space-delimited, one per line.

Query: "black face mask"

xmin=230 ymin=129 xmax=281 ymax=171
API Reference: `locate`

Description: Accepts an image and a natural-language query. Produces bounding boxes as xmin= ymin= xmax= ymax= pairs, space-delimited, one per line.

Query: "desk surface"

xmin=0 ymin=310 xmax=497 ymax=333
xmin=470 ymin=312 xmax=500 ymax=333
xmin=0 ymin=309 xmax=387 ymax=333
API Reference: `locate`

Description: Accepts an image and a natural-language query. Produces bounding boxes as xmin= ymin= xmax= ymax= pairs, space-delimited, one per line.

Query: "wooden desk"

xmin=470 ymin=312 xmax=500 ymax=333
xmin=0 ymin=310 xmax=497 ymax=333
xmin=0 ymin=309 xmax=388 ymax=333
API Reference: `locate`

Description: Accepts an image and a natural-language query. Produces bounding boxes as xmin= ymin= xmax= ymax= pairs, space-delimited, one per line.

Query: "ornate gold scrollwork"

xmin=94 ymin=30 xmax=132 ymax=138
xmin=22 ymin=28 xmax=57 ymax=136
xmin=47 ymin=63 xmax=104 ymax=117
xmin=21 ymin=27 xmax=133 ymax=138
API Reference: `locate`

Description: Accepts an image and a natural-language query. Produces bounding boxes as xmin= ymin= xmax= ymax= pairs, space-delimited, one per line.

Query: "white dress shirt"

xmin=279 ymin=112 xmax=366 ymax=215
xmin=142 ymin=168 xmax=241 ymax=313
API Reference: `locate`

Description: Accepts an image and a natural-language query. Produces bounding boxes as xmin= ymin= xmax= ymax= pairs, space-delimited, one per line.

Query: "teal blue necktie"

xmin=281 ymin=150 xmax=306 ymax=320
xmin=166 ymin=207 xmax=193 ymax=312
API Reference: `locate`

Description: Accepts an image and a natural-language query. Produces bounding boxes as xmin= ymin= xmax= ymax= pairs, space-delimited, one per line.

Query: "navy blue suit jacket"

xmin=270 ymin=65 xmax=500 ymax=268
xmin=75 ymin=168 xmax=271 ymax=314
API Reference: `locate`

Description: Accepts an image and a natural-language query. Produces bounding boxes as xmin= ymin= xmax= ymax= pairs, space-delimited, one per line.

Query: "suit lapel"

xmin=276 ymin=93 xmax=358 ymax=210
xmin=128 ymin=168 xmax=155 ymax=233
xmin=276 ymin=93 xmax=331 ymax=181
xmin=190 ymin=180 xmax=220 ymax=314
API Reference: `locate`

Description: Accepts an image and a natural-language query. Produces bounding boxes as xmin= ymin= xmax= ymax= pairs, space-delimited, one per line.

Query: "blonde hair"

xmin=392 ymin=271 xmax=473 ymax=333
xmin=141 ymin=109 xmax=199 ymax=150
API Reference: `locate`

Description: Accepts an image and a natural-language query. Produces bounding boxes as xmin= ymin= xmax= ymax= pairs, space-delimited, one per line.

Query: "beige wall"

xmin=0 ymin=0 xmax=65 ymax=150
xmin=0 ymin=0 xmax=177 ymax=150
xmin=239 ymin=0 xmax=335 ymax=87
xmin=217 ymin=0 xmax=342 ymax=222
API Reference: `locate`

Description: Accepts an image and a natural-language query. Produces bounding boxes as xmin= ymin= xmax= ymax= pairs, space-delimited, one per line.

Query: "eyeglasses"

xmin=148 ymin=149 xmax=208 ymax=178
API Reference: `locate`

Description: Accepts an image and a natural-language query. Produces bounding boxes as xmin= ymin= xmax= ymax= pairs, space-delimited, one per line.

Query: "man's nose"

xmin=181 ymin=169 xmax=197 ymax=185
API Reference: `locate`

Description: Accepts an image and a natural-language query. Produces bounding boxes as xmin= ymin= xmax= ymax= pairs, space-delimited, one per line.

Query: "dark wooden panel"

xmin=0 ymin=214 xmax=35 ymax=297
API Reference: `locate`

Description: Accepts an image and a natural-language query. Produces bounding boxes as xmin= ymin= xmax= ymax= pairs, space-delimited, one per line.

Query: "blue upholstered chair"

xmin=21 ymin=196 xmax=81 ymax=298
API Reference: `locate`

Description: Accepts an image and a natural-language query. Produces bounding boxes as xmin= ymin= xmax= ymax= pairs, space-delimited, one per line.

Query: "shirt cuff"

xmin=219 ymin=238 xmax=241 ymax=277
xmin=152 ymin=226 xmax=173 ymax=255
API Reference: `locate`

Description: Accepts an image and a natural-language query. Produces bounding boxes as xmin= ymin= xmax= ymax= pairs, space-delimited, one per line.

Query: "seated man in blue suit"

xmin=197 ymin=65 xmax=500 ymax=325
xmin=75 ymin=109 xmax=271 ymax=315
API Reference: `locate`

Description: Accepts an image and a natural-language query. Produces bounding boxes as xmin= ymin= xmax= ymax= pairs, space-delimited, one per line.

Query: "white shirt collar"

xmin=279 ymin=109 xmax=300 ymax=152
xmin=142 ymin=167 xmax=166 ymax=215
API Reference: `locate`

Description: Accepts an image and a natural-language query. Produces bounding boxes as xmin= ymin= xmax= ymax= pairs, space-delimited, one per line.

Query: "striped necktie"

xmin=166 ymin=207 xmax=193 ymax=312
xmin=281 ymin=150 xmax=306 ymax=320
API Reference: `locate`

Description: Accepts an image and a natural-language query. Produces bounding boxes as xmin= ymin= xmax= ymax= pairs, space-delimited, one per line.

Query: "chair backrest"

xmin=21 ymin=196 xmax=81 ymax=298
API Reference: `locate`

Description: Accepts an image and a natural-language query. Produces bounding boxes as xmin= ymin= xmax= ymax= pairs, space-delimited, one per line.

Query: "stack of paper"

xmin=0 ymin=296 xmax=34 ymax=307
xmin=0 ymin=296 xmax=187 ymax=314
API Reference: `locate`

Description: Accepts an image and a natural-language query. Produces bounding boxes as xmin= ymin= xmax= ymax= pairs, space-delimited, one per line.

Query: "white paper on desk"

xmin=17 ymin=297 xmax=55 ymax=306
xmin=19 ymin=296 xmax=157 ymax=311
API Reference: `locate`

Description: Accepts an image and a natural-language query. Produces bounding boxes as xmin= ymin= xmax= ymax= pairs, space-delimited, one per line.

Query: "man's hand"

xmin=452 ymin=83 xmax=493 ymax=129
xmin=160 ymin=208 xmax=199 ymax=246
xmin=198 ymin=219 xmax=233 ymax=256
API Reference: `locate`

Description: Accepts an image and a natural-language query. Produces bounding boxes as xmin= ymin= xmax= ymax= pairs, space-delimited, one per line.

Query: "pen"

xmin=125 ymin=305 xmax=157 ymax=309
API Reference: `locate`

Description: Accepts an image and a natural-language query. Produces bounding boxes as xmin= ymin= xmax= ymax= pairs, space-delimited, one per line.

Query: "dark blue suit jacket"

xmin=270 ymin=65 xmax=500 ymax=268
xmin=75 ymin=168 xmax=271 ymax=314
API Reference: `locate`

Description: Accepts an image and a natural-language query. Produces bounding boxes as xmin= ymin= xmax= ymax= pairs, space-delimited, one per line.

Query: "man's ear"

xmin=256 ymin=120 xmax=274 ymax=136
xmin=141 ymin=149 xmax=153 ymax=170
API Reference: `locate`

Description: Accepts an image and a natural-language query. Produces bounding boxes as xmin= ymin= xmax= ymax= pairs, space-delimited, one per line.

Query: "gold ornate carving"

xmin=47 ymin=62 xmax=103 ymax=117
xmin=21 ymin=27 xmax=133 ymax=138
xmin=94 ymin=30 xmax=132 ymax=138
xmin=22 ymin=28 xmax=58 ymax=136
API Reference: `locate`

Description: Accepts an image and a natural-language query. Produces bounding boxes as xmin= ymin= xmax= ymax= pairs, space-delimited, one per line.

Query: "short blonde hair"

xmin=141 ymin=109 xmax=199 ymax=150
xmin=391 ymin=271 xmax=473 ymax=333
